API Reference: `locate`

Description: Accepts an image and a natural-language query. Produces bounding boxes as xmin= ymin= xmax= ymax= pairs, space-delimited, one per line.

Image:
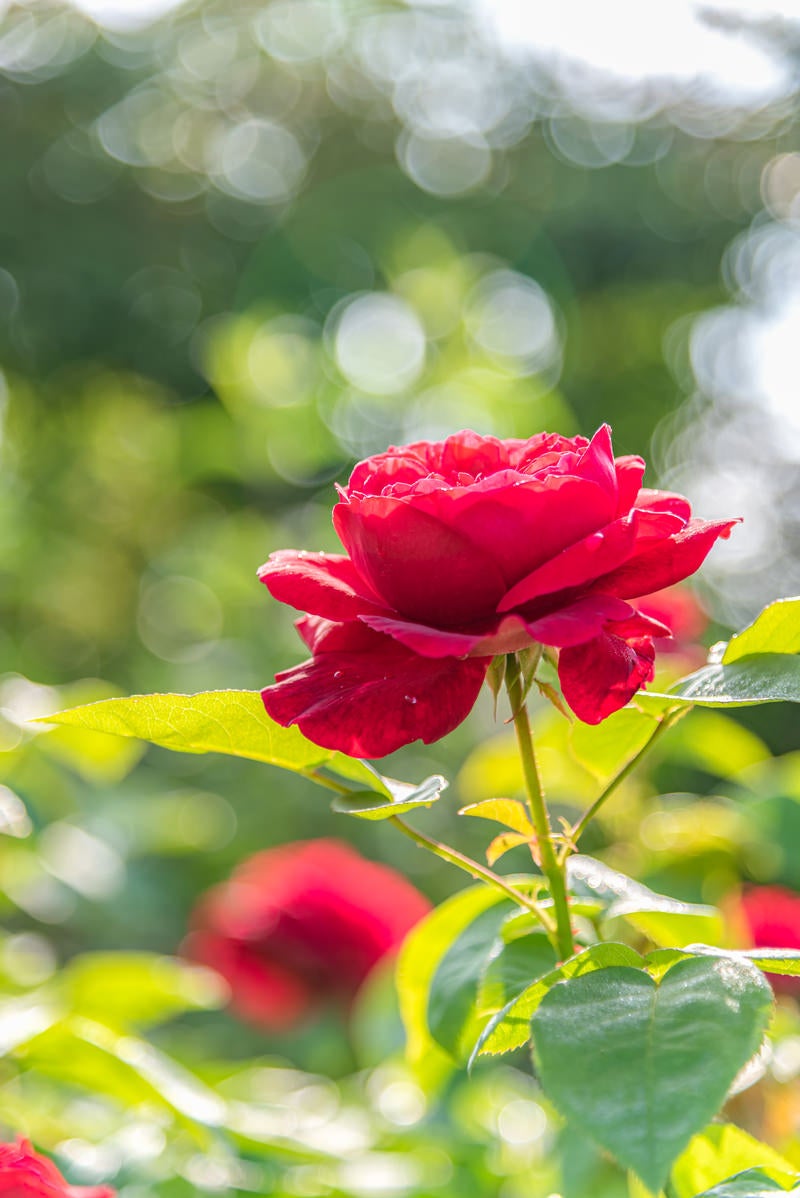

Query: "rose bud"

xmin=0 ymin=1139 xmax=114 ymax=1197
xmin=184 ymin=839 xmax=431 ymax=1030
xmin=260 ymin=427 xmax=737 ymax=756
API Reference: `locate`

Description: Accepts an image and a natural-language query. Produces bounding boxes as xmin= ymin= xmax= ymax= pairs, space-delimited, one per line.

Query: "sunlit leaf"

xmin=671 ymin=1124 xmax=796 ymax=1198
xmin=58 ymin=952 xmax=227 ymax=1028
xmin=724 ymin=597 xmax=800 ymax=664
xmin=665 ymin=710 xmax=769 ymax=779
xmin=486 ymin=831 xmax=534 ymax=866
xmin=331 ymin=774 xmax=446 ymax=820
xmin=569 ymin=706 xmax=660 ymax=786
xmin=39 ymin=691 xmax=390 ymax=795
xmin=458 ymin=799 xmax=533 ymax=835
xmin=694 ymin=1170 xmax=800 ymax=1196
xmin=25 ymin=1016 xmax=227 ymax=1134
xmin=567 ymin=855 xmax=724 ymax=947
xmin=651 ymin=943 xmax=800 ymax=978
xmin=531 ymin=957 xmax=773 ymax=1193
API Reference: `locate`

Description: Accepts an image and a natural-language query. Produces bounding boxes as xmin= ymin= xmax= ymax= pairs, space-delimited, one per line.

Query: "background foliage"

xmin=4 ymin=1 xmax=800 ymax=1194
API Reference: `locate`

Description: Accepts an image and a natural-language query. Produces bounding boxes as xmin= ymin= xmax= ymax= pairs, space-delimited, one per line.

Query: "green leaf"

xmin=398 ymin=883 xmax=516 ymax=1067
xmin=616 ymin=905 xmax=724 ymax=950
xmin=331 ymin=774 xmax=446 ymax=820
xmin=724 ymin=597 xmax=800 ymax=663
xmin=660 ymin=943 xmax=800 ymax=978
xmin=695 ymin=1171 xmax=800 ymax=1196
xmin=479 ymin=933 xmax=557 ymax=1013
xmin=646 ymin=656 xmax=800 ymax=708
xmin=531 ymin=957 xmax=773 ymax=1193
xmin=58 ymin=952 xmax=226 ymax=1028
xmin=486 ymin=831 xmax=534 ymax=866
xmin=671 ymin=1124 xmax=796 ymax=1198
xmin=427 ymin=897 xmax=519 ymax=1059
xmin=664 ymin=710 xmax=769 ymax=779
xmin=40 ymin=691 xmax=389 ymax=795
xmin=458 ymin=799 xmax=533 ymax=836
xmin=569 ymin=706 xmax=660 ymax=786
xmin=568 ymin=855 xmax=724 ymax=947
xmin=471 ymin=942 xmax=642 ymax=1063
xmin=486 ymin=655 xmax=506 ymax=717
xmin=22 ymin=1016 xmax=227 ymax=1133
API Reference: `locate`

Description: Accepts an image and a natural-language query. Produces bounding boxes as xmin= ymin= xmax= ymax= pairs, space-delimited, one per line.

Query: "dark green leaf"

xmin=531 ymin=957 xmax=773 ymax=1193
xmin=398 ymin=883 xmax=516 ymax=1068
xmin=427 ymin=899 xmax=519 ymax=1058
xmin=479 ymin=933 xmax=557 ymax=1013
xmin=471 ymin=942 xmax=642 ymax=1063
xmin=645 ymin=656 xmax=800 ymax=708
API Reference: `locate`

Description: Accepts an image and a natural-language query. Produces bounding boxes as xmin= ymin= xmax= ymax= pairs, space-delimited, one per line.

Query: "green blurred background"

xmin=3 ymin=1 xmax=800 ymax=1191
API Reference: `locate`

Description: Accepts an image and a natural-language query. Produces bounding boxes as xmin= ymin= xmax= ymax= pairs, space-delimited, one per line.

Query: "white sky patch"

xmin=61 ymin=0 xmax=187 ymax=30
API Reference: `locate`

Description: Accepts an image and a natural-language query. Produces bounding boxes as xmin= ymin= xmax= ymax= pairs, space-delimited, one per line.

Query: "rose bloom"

xmin=0 ymin=1139 xmax=114 ymax=1198
xmin=184 ymin=839 xmax=431 ymax=1030
xmin=738 ymin=885 xmax=800 ymax=996
xmin=261 ymin=426 xmax=736 ymax=757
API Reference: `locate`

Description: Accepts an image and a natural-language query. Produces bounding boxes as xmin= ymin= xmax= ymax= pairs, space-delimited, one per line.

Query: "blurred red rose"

xmin=637 ymin=584 xmax=708 ymax=656
xmin=738 ymin=885 xmax=800 ymax=995
xmin=0 ymin=1139 xmax=114 ymax=1197
xmin=260 ymin=426 xmax=736 ymax=755
xmin=184 ymin=839 xmax=431 ymax=1030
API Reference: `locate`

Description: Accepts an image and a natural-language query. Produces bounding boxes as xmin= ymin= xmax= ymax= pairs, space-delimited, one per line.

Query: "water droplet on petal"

xmin=404 ymin=695 xmax=417 ymax=705
xmin=333 ymin=670 xmax=343 ymax=680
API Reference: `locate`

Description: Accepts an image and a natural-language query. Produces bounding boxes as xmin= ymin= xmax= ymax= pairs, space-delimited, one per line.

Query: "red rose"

xmin=738 ymin=885 xmax=800 ymax=995
xmin=636 ymin=584 xmax=708 ymax=655
xmin=0 ymin=1139 xmax=114 ymax=1197
xmin=184 ymin=839 xmax=431 ymax=1030
xmin=261 ymin=426 xmax=736 ymax=756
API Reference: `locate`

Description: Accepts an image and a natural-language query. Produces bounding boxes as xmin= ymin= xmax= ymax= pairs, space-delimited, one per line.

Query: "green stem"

xmin=566 ymin=706 xmax=685 ymax=853
xmin=390 ymin=815 xmax=556 ymax=934
xmin=505 ymin=653 xmax=574 ymax=961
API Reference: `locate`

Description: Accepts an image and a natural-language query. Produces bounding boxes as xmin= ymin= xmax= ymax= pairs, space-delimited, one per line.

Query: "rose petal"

xmin=412 ymin=425 xmax=620 ymax=586
xmin=606 ymin=610 xmax=673 ymax=639
xmin=334 ymin=496 xmax=508 ymax=624
xmin=259 ymin=550 xmax=387 ymax=620
xmin=360 ymin=612 xmax=534 ymax=658
xmin=615 ymin=454 xmax=646 ymax=516
xmin=498 ymin=514 xmax=639 ymax=611
xmin=593 ymin=517 xmax=739 ymax=599
xmin=262 ymin=624 xmax=488 ymax=757
xmin=633 ymin=488 xmax=693 ymax=521
xmin=559 ymin=633 xmax=656 ymax=724
xmin=524 ymin=595 xmax=635 ymax=647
